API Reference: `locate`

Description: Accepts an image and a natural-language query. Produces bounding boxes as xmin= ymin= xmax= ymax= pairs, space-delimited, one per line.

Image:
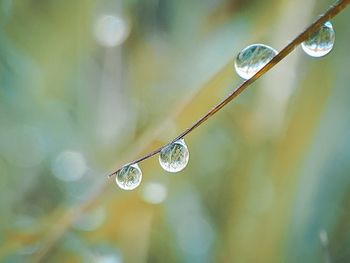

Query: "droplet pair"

xmin=116 ymin=139 xmax=189 ymax=190
xmin=234 ymin=22 xmax=335 ymax=79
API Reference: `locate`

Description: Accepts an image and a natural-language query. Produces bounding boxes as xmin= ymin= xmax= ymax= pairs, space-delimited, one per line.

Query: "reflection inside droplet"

xmin=159 ymin=139 xmax=190 ymax=173
xmin=235 ymin=44 xmax=277 ymax=79
xmin=301 ymin=21 xmax=335 ymax=57
xmin=116 ymin=163 xmax=142 ymax=190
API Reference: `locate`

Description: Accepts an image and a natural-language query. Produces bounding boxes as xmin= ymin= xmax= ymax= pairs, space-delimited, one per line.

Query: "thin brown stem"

xmin=108 ymin=0 xmax=350 ymax=178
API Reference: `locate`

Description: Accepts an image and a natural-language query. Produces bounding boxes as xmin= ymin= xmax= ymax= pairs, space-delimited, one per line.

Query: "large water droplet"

xmin=234 ymin=44 xmax=277 ymax=80
xmin=301 ymin=21 xmax=335 ymax=57
xmin=116 ymin=163 xmax=142 ymax=190
xmin=159 ymin=139 xmax=189 ymax=173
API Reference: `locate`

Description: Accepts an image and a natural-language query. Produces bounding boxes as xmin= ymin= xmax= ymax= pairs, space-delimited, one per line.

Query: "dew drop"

xmin=234 ymin=44 xmax=277 ymax=80
xmin=116 ymin=163 xmax=142 ymax=190
xmin=159 ymin=139 xmax=189 ymax=173
xmin=301 ymin=21 xmax=335 ymax=57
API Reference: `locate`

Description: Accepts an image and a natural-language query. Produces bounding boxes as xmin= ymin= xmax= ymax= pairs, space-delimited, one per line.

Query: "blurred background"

xmin=1 ymin=0 xmax=350 ymax=262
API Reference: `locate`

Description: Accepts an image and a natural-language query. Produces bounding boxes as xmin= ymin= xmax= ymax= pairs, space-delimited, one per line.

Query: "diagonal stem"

xmin=108 ymin=0 xmax=350 ymax=178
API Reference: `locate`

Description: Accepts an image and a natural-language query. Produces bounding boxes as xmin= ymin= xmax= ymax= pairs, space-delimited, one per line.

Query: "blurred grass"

xmin=1 ymin=0 xmax=350 ymax=262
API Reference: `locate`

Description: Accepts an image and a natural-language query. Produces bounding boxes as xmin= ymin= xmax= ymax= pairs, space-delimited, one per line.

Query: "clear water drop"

xmin=116 ymin=163 xmax=142 ymax=190
xmin=301 ymin=21 xmax=335 ymax=57
xmin=159 ymin=139 xmax=189 ymax=173
xmin=234 ymin=44 xmax=277 ymax=79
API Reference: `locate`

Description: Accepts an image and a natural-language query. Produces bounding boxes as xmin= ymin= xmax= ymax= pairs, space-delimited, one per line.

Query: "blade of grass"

xmin=108 ymin=0 xmax=350 ymax=178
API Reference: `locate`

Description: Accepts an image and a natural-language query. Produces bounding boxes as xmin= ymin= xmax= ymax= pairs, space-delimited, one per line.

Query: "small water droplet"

xmin=301 ymin=21 xmax=335 ymax=57
xmin=234 ymin=44 xmax=277 ymax=79
xmin=159 ymin=139 xmax=189 ymax=173
xmin=116 ymin=163 xmax=142 ymax=190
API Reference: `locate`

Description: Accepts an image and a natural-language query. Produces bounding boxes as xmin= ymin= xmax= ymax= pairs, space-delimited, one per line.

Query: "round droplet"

xmin=116 ymin=164 xmax=142 ymax=190
xmin=301 ymin=21 xmax=335 ymax=57
xmin=159 ymin=139 xmax=189 ymax=173
xmin=234 ymin=44 xmax=277 ymax=79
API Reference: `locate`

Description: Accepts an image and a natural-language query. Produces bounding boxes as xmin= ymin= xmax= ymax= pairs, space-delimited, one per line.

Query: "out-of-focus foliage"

xmin=1 ymin=0 xmax=350 ymax=262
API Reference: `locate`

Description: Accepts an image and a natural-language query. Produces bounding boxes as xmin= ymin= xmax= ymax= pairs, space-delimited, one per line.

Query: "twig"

xmin=108 ymin=0 xmax=350 ymax=178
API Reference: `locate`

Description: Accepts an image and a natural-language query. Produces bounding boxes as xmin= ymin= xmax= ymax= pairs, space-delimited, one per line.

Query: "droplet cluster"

xmin=116 ymin=21 xmax=337 ymax=191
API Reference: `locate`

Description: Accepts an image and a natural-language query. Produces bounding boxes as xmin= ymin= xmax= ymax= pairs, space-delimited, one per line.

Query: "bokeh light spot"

xmin=142 ymin=182 xmax=168 ymax=204
xmin=52 ymin=151 xmax=87 ymax=182
xmin=94 ymin=15 xmax=130 ymax=47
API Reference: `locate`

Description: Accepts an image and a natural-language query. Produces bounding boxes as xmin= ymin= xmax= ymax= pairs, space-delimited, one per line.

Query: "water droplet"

xmin=234 ymin=44 xmax=277 ymax=79
xmin=301 ymin=21 xmax=335 ymax=57
xmin=116 ymin=164 xmax=142 ymax=190
xmin=159 ymin=139 xmax=189 ymax=173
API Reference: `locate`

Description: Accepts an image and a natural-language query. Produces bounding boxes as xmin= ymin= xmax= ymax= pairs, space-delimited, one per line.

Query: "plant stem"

xmin=108 ymin=0 xmax=350 ymax=178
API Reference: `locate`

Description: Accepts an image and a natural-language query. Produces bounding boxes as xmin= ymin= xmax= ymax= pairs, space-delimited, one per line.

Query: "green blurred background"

xmin=1 ymin=0 xmax=350 ymax=262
